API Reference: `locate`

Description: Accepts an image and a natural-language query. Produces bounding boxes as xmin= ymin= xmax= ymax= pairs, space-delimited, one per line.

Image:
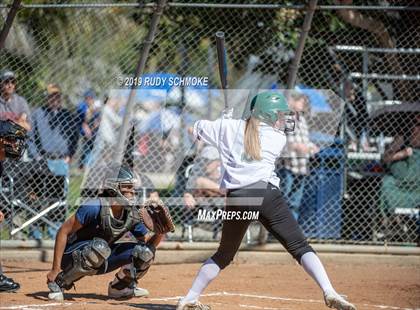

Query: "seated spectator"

xmin=277 ymin=91 xmax=319 ymax=220
xmin=27 ymin=84 xmax=79 ymax=239
xmin=0 ymin=70 xmax=31 ymax=240
xmin=77 ymin=89 xmax=100 ymax=171
xmin=380 ymin=115 xmax=420 ymax=215
xmin=183 ymin=145 xmax=224 ymax=240
xmin=0 ymin=70 xmax=31 ymax=131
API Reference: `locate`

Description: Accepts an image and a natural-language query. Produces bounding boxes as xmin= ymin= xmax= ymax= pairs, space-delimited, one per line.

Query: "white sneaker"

xmin=176 ymin=298 xmax=211 ymax=310
xmin=108 ymin=282 xmax=149 ymax=299
xmin=48 ymin=291 xmax=64 ymax=301
xmin=324 ymin=290 xmax=357 ymax=310
xmin=133 ymin=286 xmax=149 ymax=297
xmin=47 ymin=281 xmax=64 ymax=301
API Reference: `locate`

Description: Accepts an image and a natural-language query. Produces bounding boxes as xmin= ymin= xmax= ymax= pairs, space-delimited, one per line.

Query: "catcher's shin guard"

xmin=109 ymin=243 xmax=155 ymax=293
xmin=132 ymin=243 xmax=155 ymax=279
xmin=56 ymin=238 xmax=111 ymax=290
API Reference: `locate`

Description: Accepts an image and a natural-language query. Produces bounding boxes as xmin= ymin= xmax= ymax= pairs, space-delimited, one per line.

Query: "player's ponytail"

xmin=244 ymin=116 xmax=262 ymax=161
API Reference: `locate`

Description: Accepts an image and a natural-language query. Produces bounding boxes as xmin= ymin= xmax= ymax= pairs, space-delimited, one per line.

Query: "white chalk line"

xmin=151 ymin=291 xmax=418 ymax=310
xmin=0 ymin=303 xmax=73 ymax=310
xmin=150 ymin=291 xmax=322 ymax=304
xmin=239 ymin=304 xmax=290 ymax=310
xmin=1 ymin=291 xmax=417 ymax=310
xmin=150 ymin=292 xmax=224 ymax=301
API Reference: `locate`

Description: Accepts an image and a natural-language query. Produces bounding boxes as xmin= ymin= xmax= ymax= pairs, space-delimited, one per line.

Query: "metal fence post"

xmin=0 ymin=0 xmax=22 ymax=50
xmin=114 ymin=0 xmax=168 ymax=164
xmin=286 ymin=0 xmax=317 ymax=89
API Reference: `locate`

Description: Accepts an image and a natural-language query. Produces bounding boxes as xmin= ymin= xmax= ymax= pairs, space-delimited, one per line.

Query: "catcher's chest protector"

xmin=99 ymin=199 xmax=142 ymax=243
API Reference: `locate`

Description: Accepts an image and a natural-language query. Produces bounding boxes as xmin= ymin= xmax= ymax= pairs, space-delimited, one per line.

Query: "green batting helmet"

xmin=250 ymin=91 xmax=290 ymax=124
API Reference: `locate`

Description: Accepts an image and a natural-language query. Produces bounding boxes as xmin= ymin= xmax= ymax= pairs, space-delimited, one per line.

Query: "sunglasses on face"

xmin=48 ymin=93 xmax=62 ymax=100
xmin=2 ymin=79 xmax=16 ymax=85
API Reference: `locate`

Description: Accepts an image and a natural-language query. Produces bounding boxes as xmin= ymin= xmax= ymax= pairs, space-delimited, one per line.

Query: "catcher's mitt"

xmin=140 ymin=199 xmax=175 ymax=234
xmin=0 ymin=119 xmax=27 ymax=160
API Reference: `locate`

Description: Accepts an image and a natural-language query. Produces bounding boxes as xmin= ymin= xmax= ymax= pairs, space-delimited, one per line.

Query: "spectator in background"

xmin=0 ymin=70 xmax=31 ymax=131
xmin=277 ymin=91 xmax=319 ymax=220
xmin=188 ymin=146 xmax=223 ymax=198
xmin=29 ymin=84 xmax=79 ymax=166
xmin=183 ymin=145 xmax=224 ymax=240
xmin=1 ymin=70 xmax=31 ymax=240
xmin=343 ymin=79 xmax=370 ymax=152
xmin=380 ymin=115 xmax=420 ymax=244
xmin=28 ymin=84 xmax=79 ymax=239
xmin=77 ymin=89 xmax=100 ymax=171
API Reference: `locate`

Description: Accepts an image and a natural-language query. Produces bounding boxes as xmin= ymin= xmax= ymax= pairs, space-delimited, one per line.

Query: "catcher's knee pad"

xmin=58 ymin=238 xmax=111 ymax=289
xmin=132 ymin=243 xmax=155 ymax=279
xmin=82 ymin=238 xmax=111 ymax=268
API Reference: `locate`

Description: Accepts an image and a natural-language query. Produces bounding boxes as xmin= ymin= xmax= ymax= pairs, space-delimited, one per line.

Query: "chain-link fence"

xmin=0 ymin=1 xmax=419 ymax=246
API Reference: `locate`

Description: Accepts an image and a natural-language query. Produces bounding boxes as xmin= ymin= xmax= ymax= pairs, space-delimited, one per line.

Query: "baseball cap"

xmin=47 ymin=83 xmax=62 ymax=95
xmin=0 ymin=70 xmax=16 ymax=82
xmin=83 ymin=89 xmax=96 ymax=99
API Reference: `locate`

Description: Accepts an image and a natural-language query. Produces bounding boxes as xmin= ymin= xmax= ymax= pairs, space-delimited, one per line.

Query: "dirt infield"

xmin=0 ymin=255 xmax=419 ymax=310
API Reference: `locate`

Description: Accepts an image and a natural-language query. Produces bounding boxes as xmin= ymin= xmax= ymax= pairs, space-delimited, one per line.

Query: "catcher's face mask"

xmin=120 ymin=182 xmax=135 ymax=200
xmin=103 ymin=178 xmax=138 ymax=208
xmin=102 ymin=164 xmax=139 ymax=208
xmin=0 ymin=139 xmax=24 ymax=160
xmin=0 ymin=120 xmax=27 ymax=160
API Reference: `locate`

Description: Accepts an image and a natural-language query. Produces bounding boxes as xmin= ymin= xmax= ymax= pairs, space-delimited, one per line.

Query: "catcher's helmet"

xmin=102 ymin=164 xmax=137 ymax=207
xmin=250 ymin=91 xmax=295 ymax=132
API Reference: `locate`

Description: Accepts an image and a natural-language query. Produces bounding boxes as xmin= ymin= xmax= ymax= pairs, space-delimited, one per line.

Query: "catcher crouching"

xmin=46 ymin=164 xmax=174 ymax=301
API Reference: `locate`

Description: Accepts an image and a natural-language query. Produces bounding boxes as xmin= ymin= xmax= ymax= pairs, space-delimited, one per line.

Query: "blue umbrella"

xmin=295 ymin=84 xmax=332 ymax=113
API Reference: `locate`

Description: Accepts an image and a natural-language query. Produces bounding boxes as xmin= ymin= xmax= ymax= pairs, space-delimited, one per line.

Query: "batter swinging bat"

xmin=215 ymin=31 xmax=229 ymax=111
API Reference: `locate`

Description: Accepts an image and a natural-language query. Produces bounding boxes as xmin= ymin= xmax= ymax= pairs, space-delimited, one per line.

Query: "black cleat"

xmin=0 ymin=274 xmax=20 ymax=293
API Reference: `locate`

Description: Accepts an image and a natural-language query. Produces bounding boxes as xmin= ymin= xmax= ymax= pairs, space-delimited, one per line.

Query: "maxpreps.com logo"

xmin=197 ymin=209 xmax=259 ymax=222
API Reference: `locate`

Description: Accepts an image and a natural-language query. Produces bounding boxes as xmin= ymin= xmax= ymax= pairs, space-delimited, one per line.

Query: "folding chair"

xmin=1 ymin=160 xmax=68 ymax=239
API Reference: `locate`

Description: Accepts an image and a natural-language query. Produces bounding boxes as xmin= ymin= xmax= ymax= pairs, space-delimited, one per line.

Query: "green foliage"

xmin=68 ymin=173 xmax=84 ymax=209
xmin=2 ymin=2 xmax=412 ymax=101
xmin=2 ymin=6 xmax=148 ymax=106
